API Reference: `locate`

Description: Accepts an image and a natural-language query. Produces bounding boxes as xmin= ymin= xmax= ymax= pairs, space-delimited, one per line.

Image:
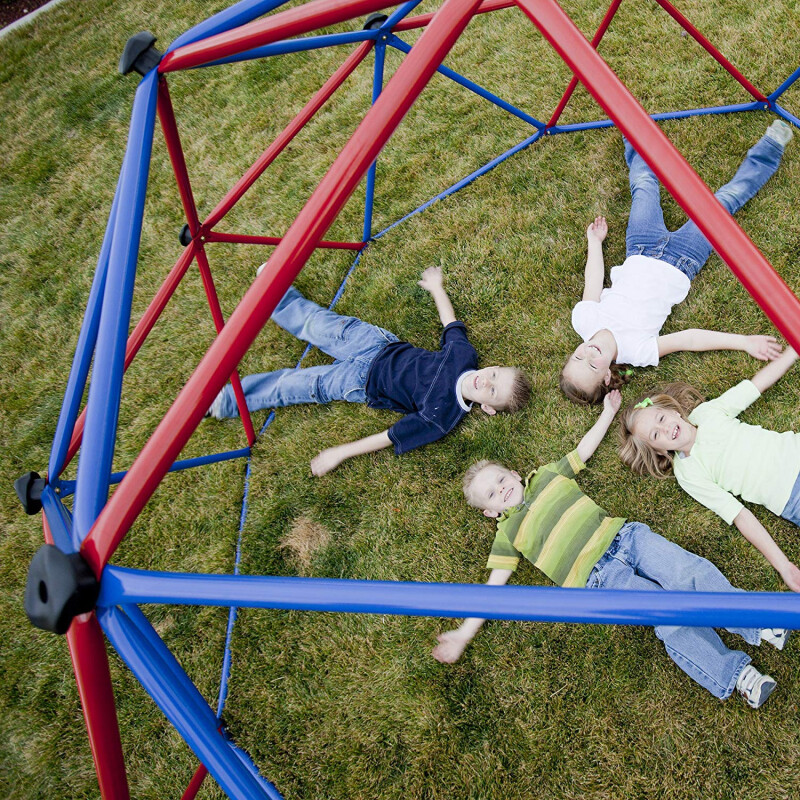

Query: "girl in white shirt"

xmin=560 ymin=122 xmax=793 ymax=405
xmin=617 ymin=346 xmax=800 ymax=593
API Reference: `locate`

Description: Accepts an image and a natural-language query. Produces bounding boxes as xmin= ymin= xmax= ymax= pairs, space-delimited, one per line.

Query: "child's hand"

xmin=603 ymin=389 xmax=622 ymax=415
xmin=779 ymin=561 xmax=800 ymax=593
xmin=744 ymin=335 xmax=782 ymax=361
xmin=311 ymin=446 xmax=345 ymax=477
xmin=432 ymin=630 xmax=469 ymax=663
xmin=418 ymin=266 xmax=444 ymax=293
xmin=586 ymin=216 xmax=608 ymax=243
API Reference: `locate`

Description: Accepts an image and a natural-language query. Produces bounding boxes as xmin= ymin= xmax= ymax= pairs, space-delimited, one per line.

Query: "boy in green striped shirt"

xmin=433 ymin=391 xmax=787 ymax=708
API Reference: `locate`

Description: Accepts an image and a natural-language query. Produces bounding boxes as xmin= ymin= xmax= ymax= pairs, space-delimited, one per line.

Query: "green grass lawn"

xmin=2 ymin=1 xmax=800 ymax=798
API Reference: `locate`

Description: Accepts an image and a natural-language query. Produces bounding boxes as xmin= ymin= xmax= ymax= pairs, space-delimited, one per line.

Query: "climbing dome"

xmin=15 ymin=0 xmax=800 ymax=797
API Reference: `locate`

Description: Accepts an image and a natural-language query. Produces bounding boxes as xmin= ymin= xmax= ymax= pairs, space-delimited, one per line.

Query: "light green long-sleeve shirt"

xmin=674 ymin=380 xmax=800 ymax=524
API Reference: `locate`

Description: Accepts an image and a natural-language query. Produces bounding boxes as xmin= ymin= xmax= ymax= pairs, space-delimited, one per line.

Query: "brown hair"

xmin=462 ymin=460 xmax=503 ymax=508
xmin=497 ymin=369 xmax=532 ymax=413
xmin=618 ymin=382 xmax=705 ymax=477
xmin=560 ymin=359 xmax=633 ymax=406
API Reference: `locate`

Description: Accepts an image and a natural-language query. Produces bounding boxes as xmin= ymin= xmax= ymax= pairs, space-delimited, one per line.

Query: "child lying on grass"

xmin=619 ymin=345 xmax=800 ymax=592
xmin=560 ymin=121 xmax=793 ymax=405
xmin=434 ymin=392 xmax=787 ymax=708
xmin=208 ymin=266 xmax=531 ymax=475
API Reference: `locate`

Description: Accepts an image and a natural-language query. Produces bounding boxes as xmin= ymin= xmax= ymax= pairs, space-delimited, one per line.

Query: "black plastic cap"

xmin=24 ymin=545 xmax=100 ymax=635
xmin=179 ymin=223 xmax=193 ymax=246
xmin=119 ymin=31 xmax=163 ymax=76
xmin=14 ymin=471 xmax=46 ymax=515
xmin=363 ymin=13 xmax=388 ymax=30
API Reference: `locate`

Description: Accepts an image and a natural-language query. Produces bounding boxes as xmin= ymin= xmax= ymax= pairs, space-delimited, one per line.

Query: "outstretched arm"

xmin=576 ymin=390 xmax=621 ymax=464
xmin=418 ymin=266 xmax=456 ymax=327
xmin=657 ymin=329 xmax=783 ymax=361
xmin=431 ymin=569 xmax=513 ymax=663
xmin=311 ymin=430 xmax=392 ymax=476
xmin=733 ymin=507 xmax=800 ymax=592
xmin=582 ymin=216 xmax=607 ymax=302
xmin=751 ymin=345 xmax=798 ymax=394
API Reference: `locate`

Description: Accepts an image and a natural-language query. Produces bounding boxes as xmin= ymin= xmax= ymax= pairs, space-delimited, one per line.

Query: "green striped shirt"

xmin=485 ymin=450 xmax=625 ymax=587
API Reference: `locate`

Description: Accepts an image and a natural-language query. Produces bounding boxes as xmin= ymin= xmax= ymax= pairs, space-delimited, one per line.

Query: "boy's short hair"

xmin=462 ymin=459 xmax=503 ymax=508
xmin=497 ymin=369 xmax=532 ymax=413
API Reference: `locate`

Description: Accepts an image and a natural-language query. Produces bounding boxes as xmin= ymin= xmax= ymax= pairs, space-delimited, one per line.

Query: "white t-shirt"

xmin=571 ymin=255 xmax=691 ymax=367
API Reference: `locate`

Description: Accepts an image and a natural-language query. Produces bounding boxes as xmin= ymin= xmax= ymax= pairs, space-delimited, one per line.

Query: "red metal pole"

xmin=81 ymin=0 xmax=485 ymax=575
xmin=546 ymin=0 xmax=623 ymax=128
xmin=157 ymin=78 xmax=201 ymax=236
xmin=205 ymin=231 xmax=363 ymax=250
xmin=515 ymin=0 xmax=800 ymax=348
xmin=194 ymin=244 xmax=257 ymax=444
xmin=64 ymin=246 xmax=197 ymax=468
xmin=180 ymin=764 xmax=208 ymax=800
xmin=395 ymin=0 xmax=514 ymax=32
xmin=67 ymin=613 xmax=130 ymax=799
xmin=159 ymin=0 xmax=392 ymax=73
xmin=653 ymin=0 xmax=767 ymax=102
xmin=203 ymin=40 xmax=373 ymax=231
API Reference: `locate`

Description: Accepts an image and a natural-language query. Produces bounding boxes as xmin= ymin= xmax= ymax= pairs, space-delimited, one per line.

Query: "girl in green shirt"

xmin=618 ymin=346 xmax=800 ymax=593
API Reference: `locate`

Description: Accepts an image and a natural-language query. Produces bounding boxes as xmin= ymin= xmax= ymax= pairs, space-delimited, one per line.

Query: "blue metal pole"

xmin=168 ymin=0 xmax=291 ymax=53
xmin=99 ymin=568 xmax=800 ymax=629
xmin=73 ymin=70 xmax=159 ymax=542
xmin=57 ymin=447 xmax=251 ymax=498
xmin=388 ymin=35 xmax=545 ymax=130
xmin=361 ymin=40 xmax=386 ymax=241
xmin=547 ymin=101 xmax=767 ymax=134
xmin=769 ymin=65 xmax=800 ymax=102
xmin=380 ymin=0 xmax=426 ymax=29
xmin=99 ymin=605 xmax=279 ymax=800
xmin=374 ymin=128 xmax=545 ymax=241
xmin=202 ymin=29 xmax=378 ymax=68
xmin=40 ymin=484 xmax=76 ymax=553
xmin=48 ymin=174 xmax=123 ymax=484
xmin=772 ymin=102 xmax=800 ymax=129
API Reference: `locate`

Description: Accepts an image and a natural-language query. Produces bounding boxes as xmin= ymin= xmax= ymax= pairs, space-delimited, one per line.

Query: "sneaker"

xmin=760 ymin=627 xmax=789 ymax=651
xmin=256 ymin=261 xmax=267 ymax=277
xmin=204 ymin=387 xmax=226 ymax=420
xmin=736 ymin=664 xmax=777 ymax=709
xmin=765 ymin=119 xmax=794 ymax=147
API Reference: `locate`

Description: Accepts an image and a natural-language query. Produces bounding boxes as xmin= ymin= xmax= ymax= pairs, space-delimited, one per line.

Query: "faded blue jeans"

xmin=214 ymin=287 xmax=398 ymax=418
xmin=624 ymin=132 xmax=786 ymax=280
xmin=586 ymin=521 xmax=760 ymax=699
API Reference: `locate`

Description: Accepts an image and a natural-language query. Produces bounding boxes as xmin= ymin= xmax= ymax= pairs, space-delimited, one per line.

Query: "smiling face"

xmin=630 ymin=405 xmax=697 ymax=455
xmin=467 ymin=463 xmax=524 ymax=517
xmin=563 ymin=336 xmax=614 ymax=395
xmin=463 ymin=366 xmax=518 ymax=415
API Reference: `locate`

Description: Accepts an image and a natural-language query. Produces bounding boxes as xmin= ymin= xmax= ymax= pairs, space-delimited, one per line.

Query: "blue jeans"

xmin=624 ymin=132 xmax=785 ymax=280
xmin=780 ymin=470 xmax=800 ymax=525
xmin=586 ymin=521 xmax=760 ymax=699
xmin=215 ymin=287 xmax=399 ymax=418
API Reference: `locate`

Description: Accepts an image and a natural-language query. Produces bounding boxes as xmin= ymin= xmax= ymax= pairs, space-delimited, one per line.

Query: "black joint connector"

xmin=119 ymin=31 xmax=163 ymax=76
xmin=363 ymin=13 xmax=388 ymax=31
xmin=24 ymin=545 xmax=100 ymax=635
xmin=179 ymin=223 xmax=193 ymax=246
xmin=14 ymin=471 xmax=46 ymax=515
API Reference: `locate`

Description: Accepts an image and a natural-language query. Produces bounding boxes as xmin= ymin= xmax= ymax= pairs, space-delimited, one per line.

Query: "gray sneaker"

xmin=765 ymin=119 xmax=794 ymax=147
xmin=736 ymin=665 xmax=776 ymax=709
xmin=204 ymin=387 xmax=226 ymax=420
xmin=760 ymin=627 xmax=789 ymax=650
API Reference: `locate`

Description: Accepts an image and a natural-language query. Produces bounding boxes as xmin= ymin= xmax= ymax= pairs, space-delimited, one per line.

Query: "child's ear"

xmin=603 ymin=370 xmax=612 ymax=386
xmin=483 ymin=508 xmax=499 ymax=518
xmin=480 ymin=403 xmax=497 ymax=416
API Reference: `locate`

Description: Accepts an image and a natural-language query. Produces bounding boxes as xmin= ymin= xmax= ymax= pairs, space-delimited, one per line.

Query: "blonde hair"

xmin=462 ymin=460 xmax=503 ymax=508
xmin=560 ymin=359 xmax=633 ymax=406
xmin=499 ymin=369 xmax=532 ymax=413
xmin=618 ymin=383 xmax=705 ymax=477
